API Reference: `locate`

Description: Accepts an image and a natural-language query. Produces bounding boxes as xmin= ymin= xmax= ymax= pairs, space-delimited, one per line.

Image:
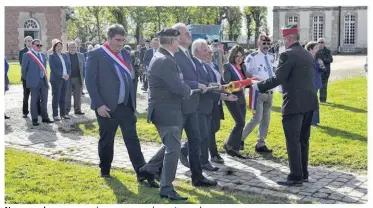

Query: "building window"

xmin=344 ymin=15 xmax=356 ymax=45
xmin=23 ymin=18 xmax=40 ymax=40
xmin=287 ymin=16 xmax=298 ymax=25
xmin=312 ymin=16 xmax=324 ymax=41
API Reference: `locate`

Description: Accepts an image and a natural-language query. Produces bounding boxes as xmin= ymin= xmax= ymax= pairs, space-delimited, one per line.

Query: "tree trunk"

xmin=136 ymin=24 xmax=140 ymax=44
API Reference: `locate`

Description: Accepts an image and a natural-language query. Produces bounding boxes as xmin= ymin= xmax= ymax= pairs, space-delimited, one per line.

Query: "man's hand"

xmin=220 ymin=93 xmax=238 ymax=101
xmin=97 ymin=105 xmax=111 ymax=118
xmin=198 ymin=83 xmax=208 ymax=93
xmin=63 ymin=74 xmax=69 ymax=81
xmin=209 ymin=82 xmax=222 ymax=91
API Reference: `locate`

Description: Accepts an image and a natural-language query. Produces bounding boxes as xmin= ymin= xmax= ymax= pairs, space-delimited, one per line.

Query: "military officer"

xmin=252 ymin=24 xmax=318 ymax=186
xmin=139 ymin=28 xmax=191 ymax=200
xmin=241 ymin=34 xmax=275 ymax=153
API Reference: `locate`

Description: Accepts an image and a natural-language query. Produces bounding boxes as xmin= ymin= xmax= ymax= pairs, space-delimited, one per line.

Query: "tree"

xmin=106 ymin=7 xmax=129 ymax=30
xmin=243 ymin=7 xmax=267 ymax=43
xmin=86 ymin=6 xmax=106 ymax=43
xmin=226 ymin=7 xmax=242 ymax=40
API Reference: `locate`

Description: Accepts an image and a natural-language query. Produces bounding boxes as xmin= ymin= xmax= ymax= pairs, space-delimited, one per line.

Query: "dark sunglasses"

xmin=318 ymin=42 xmax=324 ymax=44
xmin=35 ymin=44 xmax=43 ymax=47
xmin=262 ymin=42 xmax=271 ymax=46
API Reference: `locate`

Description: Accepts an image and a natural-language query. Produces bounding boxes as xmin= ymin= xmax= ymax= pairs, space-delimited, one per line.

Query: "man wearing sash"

xmin=85 ymin=24 xmax=158 ymax=188
xmin=21 ymin=39 xmax=53 ymax=126
xmin=252 ymin=25 xmax=317 ymax=186
xmin=241 ymin=34 xmax=275 ymax=153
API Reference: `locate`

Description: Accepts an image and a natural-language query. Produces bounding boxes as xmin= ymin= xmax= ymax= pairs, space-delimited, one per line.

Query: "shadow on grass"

xmin=322 ymin=102 xmax=367 ymax=113
xmin=317 ymin=125 xmax=367 ymax=142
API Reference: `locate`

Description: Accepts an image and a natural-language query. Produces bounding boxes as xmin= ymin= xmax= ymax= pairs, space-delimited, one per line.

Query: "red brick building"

xmin=5 ymin=6 xmax=67 ymax=59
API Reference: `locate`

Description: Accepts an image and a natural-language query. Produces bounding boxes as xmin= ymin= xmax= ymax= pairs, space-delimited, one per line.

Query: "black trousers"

xmin=180 ymin=112 xmax=204 ymax=182
xmin=96 ymin=100 xmax=145 ymax=175
xmin=225 ymin=101 xmax=246 ymax=151
xmin=209 ymin=103 xmax=222 ymax=157
xmin=22 ymin=78 xmax=40 ymax=116
xmin=282 ymin=110 xmax=314 ymax=181
xmin=320 ymin=69 xmax=330 ymax=102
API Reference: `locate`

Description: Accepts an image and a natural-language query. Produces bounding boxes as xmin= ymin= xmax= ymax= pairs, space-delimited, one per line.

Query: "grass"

xmin=7 ymin=62 xmax=51 ymax=85
xmin=78 ymin=77 xmax=367 ymax=171
xmin=5 ymin=148 xmax=287 ymax=204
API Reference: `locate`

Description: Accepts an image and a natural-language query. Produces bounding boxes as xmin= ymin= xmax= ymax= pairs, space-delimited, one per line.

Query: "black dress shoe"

xmin=193 ymin=177 xmax=217 ymax=187
xmin=75 ymin=111 xmax=85 ymax=115
xmin=255 ymin=145 xmax=273 ymax=153
xmin=5 ymin=115 xmax=10 ymax=119
xmin=277 ymin=179 xmax=303 ymax=187
xmin=148 ymin=179 xmax=160 ymax=188
xmin=42 ymin=119 xmax=54 ymax=123
xmin=240 ymin=141 xmax=245 ymax=150
xmin=303 ymin=178 xmax=309 ymax=182
xmin=23 ymin=114 xmax=28 ymax=118
xmin=179 ymin=152 xmax=190 ymax=168
xmin=201 ymin=163 xmax=220 ymax=171
xmin=32 ymin=120 xmax=39 ymax=126
xmin=138 ymin=169 xmax=159 ymax=188
xmin=211 ymin=155 xmax=224 ymax=164
xmin=224 ymin=145 xmax=247 ymax=159
xmin=160 ymin=190 xmax=188 ymax=200
xmin=100 ymin=173 xmax=112 ymax=179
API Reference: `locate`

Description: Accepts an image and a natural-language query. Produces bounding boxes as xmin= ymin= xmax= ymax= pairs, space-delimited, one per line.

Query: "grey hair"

xmin=107 ymin=24 xmax=127 ymax=38
xmin=152 ymin=38 xmax=160 ymax=42
xmin=160 ymin=36 xmax=178 ymax=46
xmin=317 ymin=37 xmax=325 ymax=42
xmin=172 ymin=23 xmax=187 ymax=31
xmin=68 ymin=41 xmax=77 ymax=47
xmin=191 ymin=38 xmax=207 ymax=56
xmin=24 ymin=36 xmax=33 ymax=43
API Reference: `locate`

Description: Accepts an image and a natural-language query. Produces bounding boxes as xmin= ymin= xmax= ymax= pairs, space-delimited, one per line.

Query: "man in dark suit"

xmin=316 ymin=38 xmax=333 ymax=103
xmin=139 ymin=28 xmax=191 ymax=200
xmin=142 ymin=38 xmax=160 ymax=91
xmin=172 ymin=23 xmax=217 ymax=187
xmin=21 ymin=39 xmax=53 ymax=126
xmin=19 ymin=36 xmax=41 ymax=118
xmin=85 ymin=24 xmax=158 ymax=188
xmin=252 ymin=24 xmax=318 ymax=187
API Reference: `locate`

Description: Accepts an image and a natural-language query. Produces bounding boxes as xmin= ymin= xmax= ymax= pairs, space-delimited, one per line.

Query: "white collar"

xmin=179 ymin=45 xmax=189 ymax=53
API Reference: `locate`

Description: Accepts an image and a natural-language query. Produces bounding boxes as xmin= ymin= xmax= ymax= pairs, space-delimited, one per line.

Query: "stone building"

xmin=5 ymin=6 xmax=68 ymax=59
xmin=272 ymin=6 xmax=367 ymax=53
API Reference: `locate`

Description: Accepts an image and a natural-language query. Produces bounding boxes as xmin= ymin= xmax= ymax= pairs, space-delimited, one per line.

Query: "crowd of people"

xmin=4 ymin=22 xmax=336 ymax=200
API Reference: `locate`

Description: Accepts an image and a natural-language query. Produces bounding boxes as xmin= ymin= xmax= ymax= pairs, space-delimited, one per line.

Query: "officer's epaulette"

xmin=250 ymin=51 xmax=259 ymax=56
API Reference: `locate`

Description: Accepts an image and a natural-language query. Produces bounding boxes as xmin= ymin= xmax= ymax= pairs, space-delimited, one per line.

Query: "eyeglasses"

xmin=262 ymin=42 xmax=271 ymax=46
xmin=35 ymin=44 xmax=43 ymax=47
xmin=318 ymin=42 xmax=324 ymax=44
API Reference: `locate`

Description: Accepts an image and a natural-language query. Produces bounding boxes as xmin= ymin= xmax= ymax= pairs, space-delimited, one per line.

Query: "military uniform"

xmin=243 ymin=37 xmax=276 ymax=151
xmin=254 ymin=24 xmax=318 ymax=186
xmin=139 ymin=28 xmax=191 ymax=200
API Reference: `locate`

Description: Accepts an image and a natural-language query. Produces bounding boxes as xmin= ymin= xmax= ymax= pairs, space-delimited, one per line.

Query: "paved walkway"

xmin=4 ymin=79 xmax=367 ymax=204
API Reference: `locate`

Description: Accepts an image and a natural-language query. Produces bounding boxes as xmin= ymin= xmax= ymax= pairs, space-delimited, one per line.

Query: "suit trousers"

xmin=96 ymin=102 xmax=146 ymax=175
xmin=180 ymin=112 xmax=204 ymax=182
xmin=51 ymin=80 xmax=68 ymax=117
xmin=132 ymin=78 xmax=138 ymax=110
xmin=30 ymin=79 xmax=48 ymax=120
xmin=140 ymin=125 xmax=182 ymax=195
xmin=241 ymin=92 xmax=273 ymax=147
xmin=209 ymin=103 xmax=222 ymax=157
xmin=142 ymin=72 xmax=148 ymax=91
xmin=65 ymin=77 xmax=82 ymax=114
xmin=320 ymin=69 xmax=330 ymax=102
xmin=22 ymin=78 xmax=40 ymax=116
xmin=282 ymin=110 xmax=313 ymax=181
xmin=198 ymin=113 xmax=212 ymax=165
xmin=225 ymin=101 xmax=246 ymax=151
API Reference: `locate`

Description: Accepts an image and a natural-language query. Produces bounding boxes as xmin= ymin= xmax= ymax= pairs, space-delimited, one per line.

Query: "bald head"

xmin=172 ymin=23 xmax=191 ymax=48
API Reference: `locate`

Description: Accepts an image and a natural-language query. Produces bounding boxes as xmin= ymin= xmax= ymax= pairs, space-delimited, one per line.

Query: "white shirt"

xmin=244 ymin=50 xmax=276 ymax=81
xmin=31 ymin=49 xmax=44 ymax=63
xmin=209 ymin=62 xmax=221 ymax=84
xmin=194 ymin=57 xmax=208 ymax=74
xmin=57 ymin=53 xmax=67 ymax=77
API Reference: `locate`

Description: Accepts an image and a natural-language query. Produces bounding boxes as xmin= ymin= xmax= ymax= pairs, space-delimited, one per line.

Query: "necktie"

xmin=185 ymin=50 xmax=196 ymax=70
xmin=264 ymin=55 xmax=273 ymax=78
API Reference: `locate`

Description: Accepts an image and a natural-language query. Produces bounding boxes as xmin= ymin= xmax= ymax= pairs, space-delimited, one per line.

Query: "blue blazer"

xmin=313 ymin=58 xmax=323 ymax=89
xmin=174 ymin=49 xmax=200 ymax=115
xmin=21 ymin=51 xmax=48 ymax=88
xmin=85 ymin=48 xmax=135 ymax=112
xmin=143 ymin=48 xmax=154 ymax=68
xmin=49 ymin=53 xmax=71 ymax=82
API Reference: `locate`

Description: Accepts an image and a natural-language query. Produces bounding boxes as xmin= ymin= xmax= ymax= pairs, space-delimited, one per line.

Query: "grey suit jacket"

xmin=258 ymin=42 xmax=318 ymax=115
xmin=65 ymin=52 xmax=85 ymax=83
xmin=147 ymin=47 xmax=191 ymax=126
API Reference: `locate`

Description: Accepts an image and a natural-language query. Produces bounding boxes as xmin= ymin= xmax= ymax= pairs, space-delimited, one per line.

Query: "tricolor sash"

xmin=229 ymin=63 xmax=245 ymax=80
xmin=100 ymin=43 xmax=131 ymax=77
xmin=26 ymin=51 xmax=47 ymax=78
xmin=248 ymin=87 xmax=259 ymax=114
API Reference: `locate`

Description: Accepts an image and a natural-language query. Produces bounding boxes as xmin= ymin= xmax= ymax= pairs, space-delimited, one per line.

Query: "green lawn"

xmin=7 ymin=62 xmax=51 ymax=85
xmin=5 ymin=148 xmax=288 ymax=204
xmin=78 ymin=77 xmax=367 ymax=171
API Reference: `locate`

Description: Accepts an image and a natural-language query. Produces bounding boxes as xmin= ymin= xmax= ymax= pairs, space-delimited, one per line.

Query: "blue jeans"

xmin=312 ymin=89 xmax=320 ymax=125
xmin=51 ymin=79 xmax=67 ymax=117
